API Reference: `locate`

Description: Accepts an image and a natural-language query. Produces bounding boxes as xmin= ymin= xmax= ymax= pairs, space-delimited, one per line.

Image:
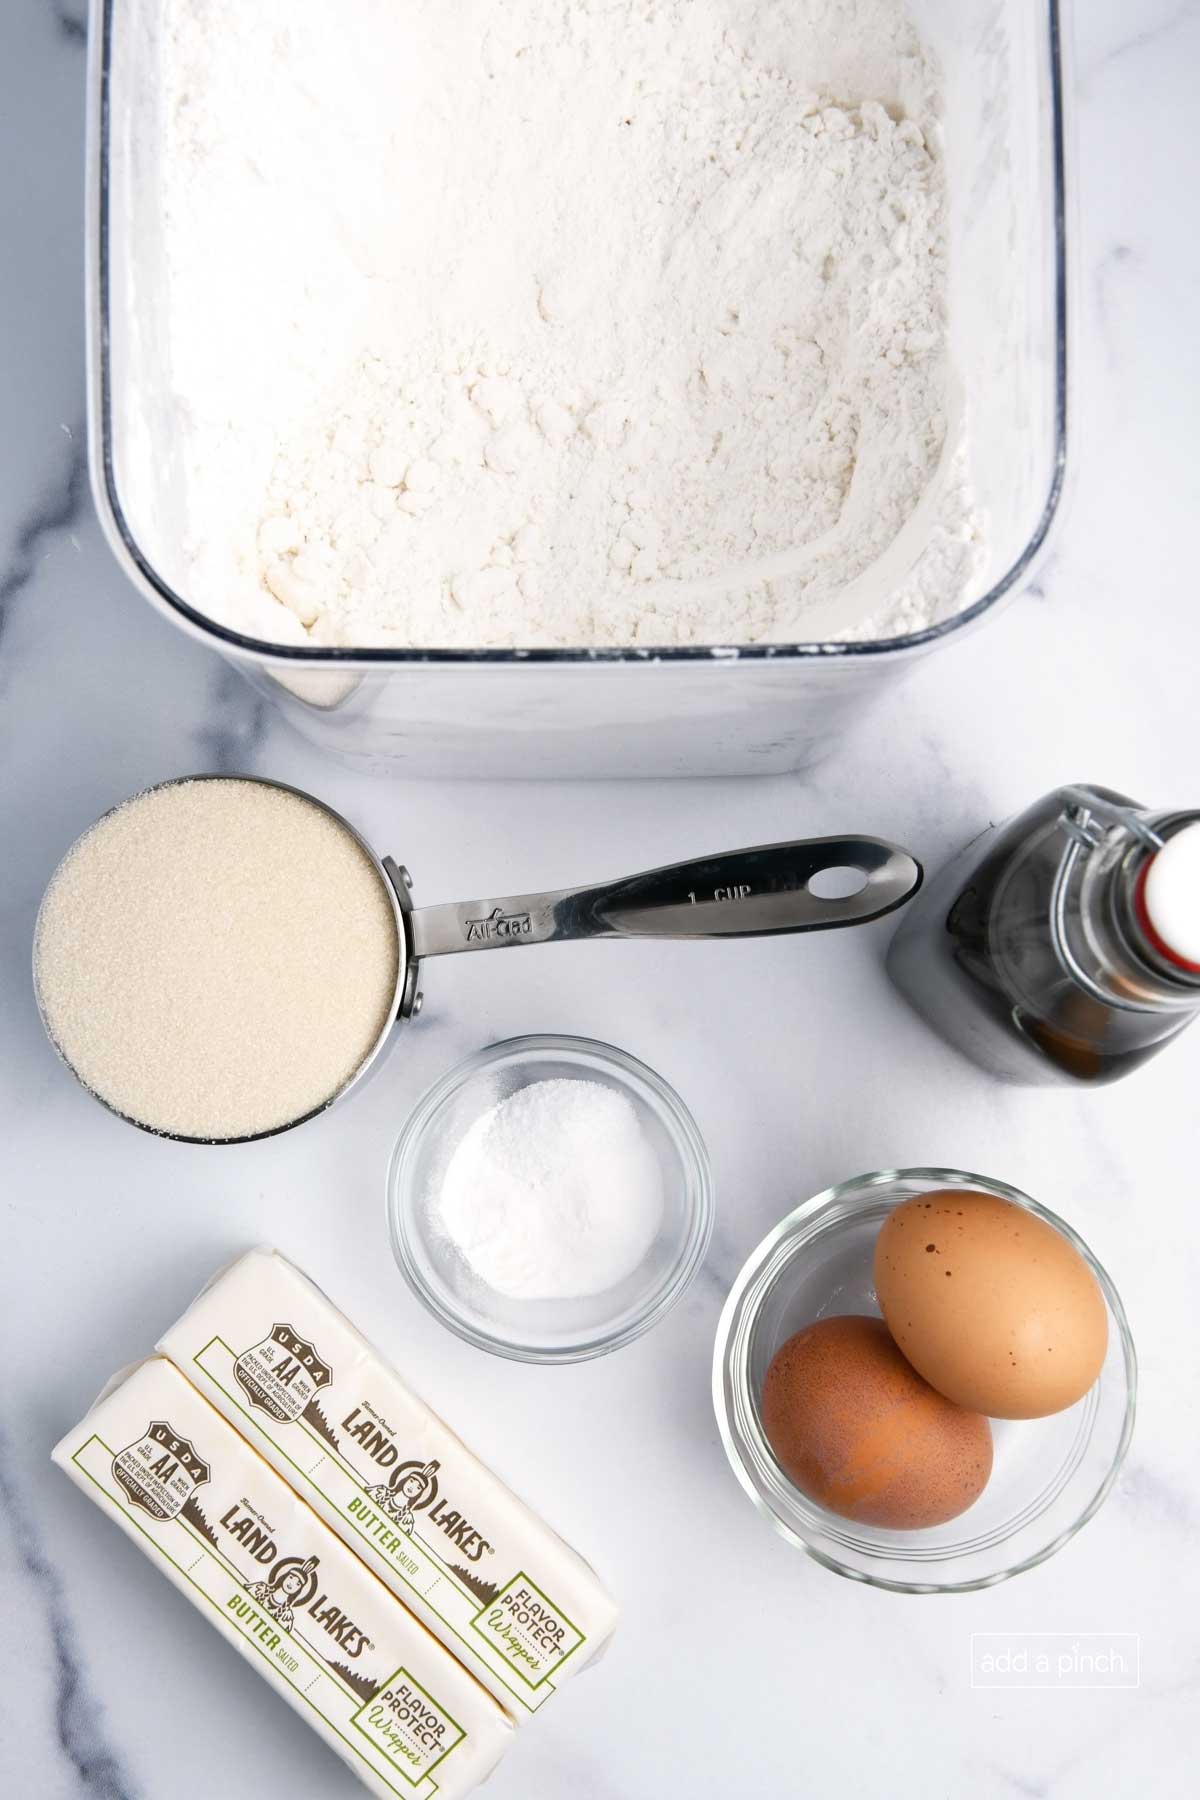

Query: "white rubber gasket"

xmin=1145 ymin=822 xmax=1200 ymax=965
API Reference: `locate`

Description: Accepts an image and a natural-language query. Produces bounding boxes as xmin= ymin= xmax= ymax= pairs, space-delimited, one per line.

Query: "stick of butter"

xmin=52 ymin=1358 xmax=512 ymax=1800
xmin=158 ymin=1248 xmax=619 ymax=1721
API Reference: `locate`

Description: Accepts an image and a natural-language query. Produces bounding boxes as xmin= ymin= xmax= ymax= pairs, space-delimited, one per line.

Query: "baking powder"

xmin=435 ymin=1080 xmax=665 ymax=1300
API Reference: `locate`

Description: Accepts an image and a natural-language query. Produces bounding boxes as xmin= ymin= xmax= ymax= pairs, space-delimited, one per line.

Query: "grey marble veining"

xmin=191 ymin=662 xmax=271 ymax=775
xmin=53 ymin=7 xmax=88 ymax=46
xmin=0 ymin=429 xmax=87 ymax=622
xmin=0 ymin=1428 xmax=139 ymax=1800
xmin=2 ymin=0 xmax=1198 ymax=1796
xmin=1087 ymin=0 xmax=1200 ymax=74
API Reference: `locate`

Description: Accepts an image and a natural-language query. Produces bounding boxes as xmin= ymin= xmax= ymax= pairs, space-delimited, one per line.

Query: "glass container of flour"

xmin=387 ymin=1038 xmax=714 ymax=1362
xmin=88 ymin=0 xmax=1068 ymax=776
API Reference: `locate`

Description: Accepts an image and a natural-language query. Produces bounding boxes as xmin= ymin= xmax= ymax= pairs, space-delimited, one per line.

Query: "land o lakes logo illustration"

xmin=242 ymin=1552 xmax=322 ymax=1634
xmin=220 ymin=1508 xmax=374 ymax=1662
xmin=112 ymin=1420 xmax=210 ymax=1521
xmin=234 ymin=1323 xmax=333 ymax=1423
xmin=365 ymin=1458 xmax=441 ymax=1536
xmin=353 ymin=1449 xmax=497 ymax=1565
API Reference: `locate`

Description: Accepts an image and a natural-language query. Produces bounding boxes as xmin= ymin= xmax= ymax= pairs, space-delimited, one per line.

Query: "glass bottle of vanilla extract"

xmin=887 ymin=785 xmax=1200 ymax=1085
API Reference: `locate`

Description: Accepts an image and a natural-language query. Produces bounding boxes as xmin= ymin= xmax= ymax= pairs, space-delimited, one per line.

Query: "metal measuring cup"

xmin=36 ymin=775 xmax=922 ymax=1142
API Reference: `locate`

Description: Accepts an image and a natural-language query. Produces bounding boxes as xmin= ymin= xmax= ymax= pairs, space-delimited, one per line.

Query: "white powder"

xmin=435 ymin=1080 xmax=665 ymax=1300
xmin=34 ymin=781 xmax=399 ymax=1140
xmin=156 ymin=0 xmax=978 ymax=650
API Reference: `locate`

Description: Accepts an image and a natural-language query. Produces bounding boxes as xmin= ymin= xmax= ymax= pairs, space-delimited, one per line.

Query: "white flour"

xmin=157 ymin=0 xmax=978 ymax=651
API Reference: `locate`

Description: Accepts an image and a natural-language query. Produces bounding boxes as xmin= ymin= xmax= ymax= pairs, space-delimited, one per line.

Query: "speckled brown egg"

xmin=874 ymin=1190 xmax=1109 ymax=1419
xmin=760 ymin=1315 xmax=993 ymax=1529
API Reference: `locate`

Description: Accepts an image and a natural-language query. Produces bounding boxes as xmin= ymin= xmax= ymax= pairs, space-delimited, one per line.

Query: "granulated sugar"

xmin=34 ymin=781 xmax=399 ymax=1140
xmin=150 ymin=0 xmax=979 ymax=652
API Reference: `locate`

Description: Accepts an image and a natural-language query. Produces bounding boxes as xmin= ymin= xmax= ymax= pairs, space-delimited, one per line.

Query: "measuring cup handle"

xmin=406 ymin=837 xmax=922 ymax=958
xmin=578 ymin=836 xmax=921 ymax=938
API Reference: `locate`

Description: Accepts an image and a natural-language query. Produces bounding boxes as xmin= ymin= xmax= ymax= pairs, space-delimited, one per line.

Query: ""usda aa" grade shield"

xmin=113 ymin=1420 xmax=211 ymax=1521
xmin=234 ymin=1323 xmax=333 ymax=1422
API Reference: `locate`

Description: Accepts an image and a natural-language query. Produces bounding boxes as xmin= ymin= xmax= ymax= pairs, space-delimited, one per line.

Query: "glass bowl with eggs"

xmin=713 ymin=1169 xmax=1136 ymax=1593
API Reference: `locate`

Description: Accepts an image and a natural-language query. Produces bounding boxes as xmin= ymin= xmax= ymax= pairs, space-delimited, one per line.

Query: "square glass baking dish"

xmin=87 ymin=0 xmax=1067 ymax=779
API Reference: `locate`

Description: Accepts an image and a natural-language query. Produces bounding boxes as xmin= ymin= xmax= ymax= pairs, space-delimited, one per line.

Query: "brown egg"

xmin=874 ymin=1190 xmax=1109 ymax=1419
xmin=760 ymin=1315 xmax=993 ymax=1529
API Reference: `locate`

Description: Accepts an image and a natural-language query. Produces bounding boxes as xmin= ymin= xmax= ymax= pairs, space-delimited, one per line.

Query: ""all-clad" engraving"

xmin=464 ymin=907 xmax=534 ymax=944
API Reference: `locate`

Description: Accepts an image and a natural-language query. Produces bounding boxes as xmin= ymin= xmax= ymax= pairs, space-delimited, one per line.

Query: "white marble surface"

xmin=2 ymin=2 xmax=1199 ymax=1795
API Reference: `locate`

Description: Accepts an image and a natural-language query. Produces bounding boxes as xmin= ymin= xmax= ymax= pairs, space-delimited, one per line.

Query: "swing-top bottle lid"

xmin=1137 ymin=821 xmax=1200 ymax=972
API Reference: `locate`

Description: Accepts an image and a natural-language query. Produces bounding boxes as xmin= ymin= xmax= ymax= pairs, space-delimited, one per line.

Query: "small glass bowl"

xmin=713 ymin=1168 xmax=1136 ymax=1593
xmin=388 ymin=1035 xmax=713 ymax=1363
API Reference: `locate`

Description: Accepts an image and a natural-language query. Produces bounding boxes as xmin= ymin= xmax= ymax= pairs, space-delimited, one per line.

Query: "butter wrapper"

xmin=158 ymin=1248 xmax=619 ymax=1720
xmin=53 ymin=1359 xmax=511 ymax=1800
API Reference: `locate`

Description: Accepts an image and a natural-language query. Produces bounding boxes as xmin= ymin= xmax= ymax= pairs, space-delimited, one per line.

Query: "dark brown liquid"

xmin=888 ymin=791 xmax=1192 ymax=1086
